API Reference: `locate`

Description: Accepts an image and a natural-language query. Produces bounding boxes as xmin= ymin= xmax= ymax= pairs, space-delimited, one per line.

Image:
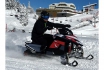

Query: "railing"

xmin=80 ymin=16 xmax=93 ymax=22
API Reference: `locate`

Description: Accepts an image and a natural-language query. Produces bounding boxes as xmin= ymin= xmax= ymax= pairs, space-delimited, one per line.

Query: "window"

xmin=58 ymin=4 xmax=67 ymax=6
xmin=70 ymin=5 xmax=75 ymax=8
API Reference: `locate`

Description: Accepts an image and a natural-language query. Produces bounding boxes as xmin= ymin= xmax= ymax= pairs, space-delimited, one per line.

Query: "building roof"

xmin=83 ymin=3 xmax=97 ymax=8
xmin=49 ymin=2 xmax=75 ymax=6
xmin=49 ymin=2 xmax=76 ymax=9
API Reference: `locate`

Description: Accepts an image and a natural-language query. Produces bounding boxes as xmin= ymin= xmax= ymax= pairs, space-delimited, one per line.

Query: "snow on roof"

xmin=83 ymin=3 xmax=97 ymax=8
xmin=49 ymin=2 xmax=75 ymax=7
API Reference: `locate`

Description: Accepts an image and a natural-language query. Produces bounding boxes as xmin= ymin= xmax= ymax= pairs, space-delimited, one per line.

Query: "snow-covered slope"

xmin=6 ymin=32 xmax=98 ymax=70
xmin=6 ymin=9 xmax=99 ymax=36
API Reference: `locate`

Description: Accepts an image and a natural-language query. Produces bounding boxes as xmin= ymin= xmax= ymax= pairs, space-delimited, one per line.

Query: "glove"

xmin=47 ymin=26 xmax=53 ymax=30
xmin=64 ymin=24 xmax=71 ymax=28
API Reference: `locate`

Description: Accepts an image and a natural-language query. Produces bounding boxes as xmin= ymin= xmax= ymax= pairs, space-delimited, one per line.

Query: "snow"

xmin=6 ymin=9 xmax=99 ymax=70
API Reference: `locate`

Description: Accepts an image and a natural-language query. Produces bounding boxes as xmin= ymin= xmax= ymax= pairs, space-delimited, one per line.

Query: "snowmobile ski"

xmin=75 ymin=54 xmax=94 ymax=60
xmin=61 ymin=53 xmax=78 ymax=67
xmin=61 ymin=60 xmax=78 ymax=67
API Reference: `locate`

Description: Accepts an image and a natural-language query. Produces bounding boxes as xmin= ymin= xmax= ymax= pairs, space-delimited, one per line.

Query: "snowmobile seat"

xmin=25 ymin=42 xmax=41 ymax=53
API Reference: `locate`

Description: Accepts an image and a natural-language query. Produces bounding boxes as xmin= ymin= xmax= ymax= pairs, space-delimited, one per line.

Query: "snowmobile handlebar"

xmin=56 ymin=27 xmax=73 ymax=35
xmin=54 ymin=24 xmax=71 ymax=29
xmin=64 ymin=24 xmax=71 ymax=28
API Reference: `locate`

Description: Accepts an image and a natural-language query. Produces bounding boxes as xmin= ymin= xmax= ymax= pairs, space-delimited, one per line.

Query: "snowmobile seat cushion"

xmin=25 ymin=43 xmax=41 ymax=52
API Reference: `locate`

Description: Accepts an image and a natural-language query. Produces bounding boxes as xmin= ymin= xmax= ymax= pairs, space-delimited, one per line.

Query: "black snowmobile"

xmin=24 ymin=27 xmax=93 ymax=67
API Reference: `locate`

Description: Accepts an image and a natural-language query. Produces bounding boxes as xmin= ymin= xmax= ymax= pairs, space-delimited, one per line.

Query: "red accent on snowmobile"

xmin=49 ymin=40 xmax=72 ymax=53
xmin=66 ymin=35 xmax=76 ymax=43
xmin=49 ymin=40 xmax=65 ymax=48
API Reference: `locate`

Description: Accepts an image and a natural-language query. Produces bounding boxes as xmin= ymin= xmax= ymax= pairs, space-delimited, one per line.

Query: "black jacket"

xmin=31 ymin=18 xmax=69 ymax=42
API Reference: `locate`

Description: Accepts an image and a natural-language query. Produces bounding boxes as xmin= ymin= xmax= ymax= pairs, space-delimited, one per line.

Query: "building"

xmin=36 ymin=2 xmax=77 ymax=17
xmin=83 ymin=3 xmax=97 ymax=13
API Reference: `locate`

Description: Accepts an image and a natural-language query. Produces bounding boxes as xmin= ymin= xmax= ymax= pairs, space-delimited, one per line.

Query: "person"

xmin=31 ymin=11 xmax=71 ymax=54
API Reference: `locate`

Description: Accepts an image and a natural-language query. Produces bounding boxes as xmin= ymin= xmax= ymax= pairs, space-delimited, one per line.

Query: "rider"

xmin=31 ymin=10 xmax=71 ymax=53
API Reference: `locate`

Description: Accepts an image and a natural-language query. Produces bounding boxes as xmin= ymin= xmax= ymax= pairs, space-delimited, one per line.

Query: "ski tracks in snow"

xmin=6 ymin=37 xmax=98 ymax=70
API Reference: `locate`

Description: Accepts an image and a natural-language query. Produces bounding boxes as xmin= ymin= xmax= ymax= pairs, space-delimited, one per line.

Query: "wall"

xmin=36 ymin=8 xmax=76 ymax=17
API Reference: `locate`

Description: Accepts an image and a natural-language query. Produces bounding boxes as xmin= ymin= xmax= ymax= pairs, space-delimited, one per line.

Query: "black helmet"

xmin=40 ymin=11 xmax=49 ymax=20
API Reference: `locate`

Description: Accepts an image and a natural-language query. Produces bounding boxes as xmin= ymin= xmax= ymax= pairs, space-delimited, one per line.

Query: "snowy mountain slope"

xmin=6 ymin=10 xmax=36 ymax=32
xmin=6 ymin=10 xmax=17 ymax=16
xmin=72 ymin=22 xmax=99 ymax=36
xmin=6 ymin=16 xmax=20 ymax=30
xmin=23 ymin=14 xmax=36 ymax=32
xmin=6 ymin=9 xmax=99 ymax=35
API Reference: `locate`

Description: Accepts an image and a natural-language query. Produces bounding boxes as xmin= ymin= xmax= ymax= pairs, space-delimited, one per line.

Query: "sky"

xmin=19 ymin=0 xmax=98 ymax=11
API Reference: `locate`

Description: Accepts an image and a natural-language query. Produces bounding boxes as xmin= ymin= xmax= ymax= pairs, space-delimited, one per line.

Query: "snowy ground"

xmin=6 ymin=32 xmax=98 ymax=70
xmin=6 ymin=9 xmax=99 ymax=70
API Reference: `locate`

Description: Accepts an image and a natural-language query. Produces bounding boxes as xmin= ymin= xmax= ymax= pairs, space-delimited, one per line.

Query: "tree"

xmin=19 ymin=4 xmax=28 ymax=26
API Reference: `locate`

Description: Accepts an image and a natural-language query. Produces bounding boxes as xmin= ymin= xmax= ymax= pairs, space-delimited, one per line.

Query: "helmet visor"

xmin=42 ymin=15 xmax=49 ymax=20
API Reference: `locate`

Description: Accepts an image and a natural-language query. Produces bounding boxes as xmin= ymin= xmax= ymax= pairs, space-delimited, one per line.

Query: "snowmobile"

xmin=24 ymin=27 xmax=94 ymax=67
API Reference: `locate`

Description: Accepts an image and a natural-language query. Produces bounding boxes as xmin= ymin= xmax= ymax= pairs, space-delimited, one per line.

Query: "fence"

xmin=80 ymin=16 xmax=93 ymax=22
xmin=6 ymin=24 xmax=16 ymax=32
